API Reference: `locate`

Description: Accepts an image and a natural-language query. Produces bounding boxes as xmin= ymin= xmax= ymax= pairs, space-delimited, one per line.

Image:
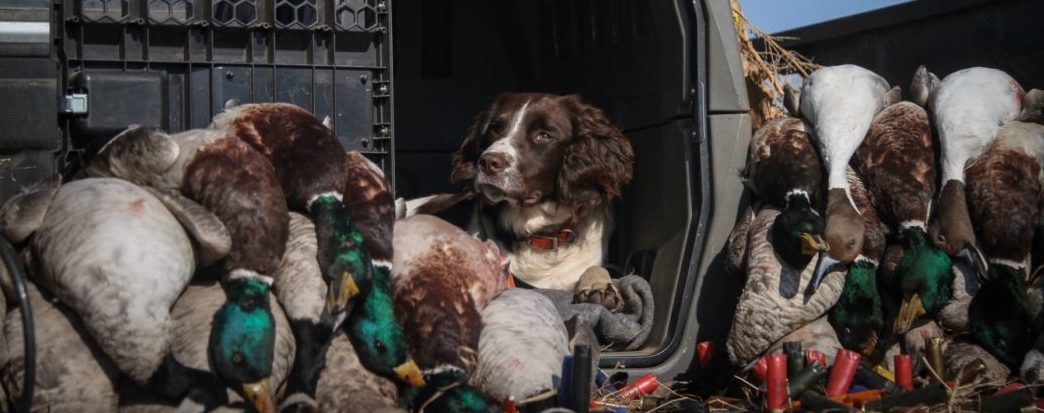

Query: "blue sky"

xmin=741 ymin=0 xmax=914 ymax=34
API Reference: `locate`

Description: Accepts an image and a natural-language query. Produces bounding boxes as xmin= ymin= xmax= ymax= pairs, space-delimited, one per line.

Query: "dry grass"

xmin=729 ymin=0 xmax=820 ymax=129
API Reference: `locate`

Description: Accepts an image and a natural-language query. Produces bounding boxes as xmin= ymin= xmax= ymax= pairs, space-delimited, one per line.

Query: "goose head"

xmin=209 ymin=277 xmax=277 ymax=413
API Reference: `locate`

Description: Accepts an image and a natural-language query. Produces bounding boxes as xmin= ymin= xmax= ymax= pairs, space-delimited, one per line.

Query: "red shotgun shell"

xmin=894 ymin=354 xmax=913 ymax=390
xmin=826 ymin=349 xmax=861 ymax=397
xmin=766 ymin=353 xmax=788 ymax=412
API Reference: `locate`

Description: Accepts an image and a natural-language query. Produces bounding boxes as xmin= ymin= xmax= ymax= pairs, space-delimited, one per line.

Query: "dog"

xmin=405 ymin=93 xmax=635 ymax=309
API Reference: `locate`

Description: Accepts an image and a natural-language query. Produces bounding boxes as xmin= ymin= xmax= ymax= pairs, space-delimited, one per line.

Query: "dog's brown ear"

xmin=450 ymin=106 xmax=495 ymax=188
xmin=557 ymin=95 xmax=635 ymax=210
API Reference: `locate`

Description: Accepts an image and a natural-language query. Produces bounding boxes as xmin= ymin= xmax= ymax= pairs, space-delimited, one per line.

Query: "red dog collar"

xmin=526 ymin=219 xmax=578 ymax=250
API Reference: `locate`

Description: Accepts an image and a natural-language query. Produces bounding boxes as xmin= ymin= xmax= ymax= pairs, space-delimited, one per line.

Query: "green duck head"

xmin=771 ymin=193 xmax=828 ymax=269
xmin=209 ymin=278 xmax=277 ymax=413
xmin=346 ymin=266 xmax=425 ymax=388
xmin=310 ymin=193 xmax=373 ymax=315
xmin=399 ymin=367 xmax=494 ymax=413
xmin=970 ymin=263 xmax=1034 ymax=368
xmin=893 ymin=227 xmax=953 ymax=334
xmin=828 ymin=258 xmax=884 ymax=357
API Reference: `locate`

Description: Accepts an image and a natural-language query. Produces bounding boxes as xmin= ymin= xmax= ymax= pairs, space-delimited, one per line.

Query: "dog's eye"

xmin=535 ymin=131 xmax=554 ymax=143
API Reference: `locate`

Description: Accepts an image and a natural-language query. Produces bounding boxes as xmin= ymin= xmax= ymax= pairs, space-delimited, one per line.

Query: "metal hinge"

xmin=61 ymin=93 xmax=88 ymax=115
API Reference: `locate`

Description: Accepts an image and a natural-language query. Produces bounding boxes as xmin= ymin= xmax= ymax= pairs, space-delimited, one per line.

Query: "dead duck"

xmin=471 ymin=288 xmax=569 ymax=403
xmin=3 ymin=281 xmax=120 ymax=411
xmin=966 ymin=121 xmax=1044 ymax=368
xmin=796 ymin=64 xmax=897 ymax=292
xmin=828 ymin=166 xmax=887 ymax=359
xmin=211 ymin=103 xmax=381 ymax=316
xmin=740 ymin=116 xmax=828 ymax=269
xmin=0 ymin=178 xmax=261 ymax=410
xmin=391 ymin=214 xmax=506 ymax=372
xmin=853 ymin=101 xmax=953 ymax=333
xmin=916 ymin=66 xmax=1028 ymax=271
xmin=85 ymin=126 xmax=290 ymax=411
xmin=725 ymin=202 xmax=843 ymax=366
xmin=277 ymin=212 xmax=425 ymax=412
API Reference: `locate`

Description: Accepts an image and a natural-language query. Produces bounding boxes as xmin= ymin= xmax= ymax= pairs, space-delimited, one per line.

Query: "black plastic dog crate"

xmin=59 ymin=0 xmax=394 ymax=178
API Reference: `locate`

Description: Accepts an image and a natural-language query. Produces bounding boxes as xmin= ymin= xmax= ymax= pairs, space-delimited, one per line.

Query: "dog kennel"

xmin=0 ymin=0 xmax=753 ymax=381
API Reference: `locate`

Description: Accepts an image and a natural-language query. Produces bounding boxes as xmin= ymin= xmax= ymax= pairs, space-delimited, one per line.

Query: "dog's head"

xmin=450 ymin=93 xmax=634 ymax=211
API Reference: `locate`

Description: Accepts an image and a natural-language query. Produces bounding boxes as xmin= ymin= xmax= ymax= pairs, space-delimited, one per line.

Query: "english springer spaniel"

xmin=405 ymin=93 xmax=634 ymax=308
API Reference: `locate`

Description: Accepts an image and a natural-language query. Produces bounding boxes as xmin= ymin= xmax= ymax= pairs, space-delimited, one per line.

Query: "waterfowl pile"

xmin=0 ymin=103 xmax=509 ymax=413
xmin=725 ymin=63 xmax=1044 ymax=400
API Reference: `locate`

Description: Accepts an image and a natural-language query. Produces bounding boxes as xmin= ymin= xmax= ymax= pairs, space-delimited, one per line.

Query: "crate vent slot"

xmin=212 ymin=0 xmax=258 ymax=27
xmin=148 ymin=0 xmax=195 ymax=24
xmin=275 ymin=0 xmax=317 ymax=29
xmin=335 ymin=0 xmax=380 ymax=32
xmin=81 ymin=0 xmax=129 ymax=23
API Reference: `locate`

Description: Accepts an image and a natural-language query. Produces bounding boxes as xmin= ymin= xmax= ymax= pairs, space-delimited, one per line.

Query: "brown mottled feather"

xmin=854 ymin=102 xmax=936 ymax=229
xmin=966 ymin=148 xmax=1041 ymax=262
xmin=183 ymin=136 xmax=289 ymax=277
xmin=217 ymin=103 xmax=346 ymax=209
xmin=392 ymin=241 xmax=484 ymax=370
xmin=742 ymin=117 xmax=822 ymax=206
xmin=343 ymin=151 xmax=395 ymax=261
xmin=848 ymin=167 xmax=886 ymax=260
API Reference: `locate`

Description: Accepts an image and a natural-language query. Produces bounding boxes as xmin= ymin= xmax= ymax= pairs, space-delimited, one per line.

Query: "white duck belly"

xmin=932 ymin=67 xmax=1024 ymax=183
xmin=30 ymin=178 xmax=195 ymax=383
xmin=800 ymin=64 xmax=891 ymax=191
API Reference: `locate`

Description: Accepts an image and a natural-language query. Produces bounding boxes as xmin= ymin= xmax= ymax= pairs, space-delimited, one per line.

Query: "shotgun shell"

xmin=854 ymin=365 xmax=900 ymax=394
xmin=788 ymin=363 xmax=828 ymax=398
xmin=766 ymin=353 xmax=788 ymax=412
xmin=806 ymin=350 xmax=827 ymax=368
xmin=617 ymin=372 xmax=659 ymax=400
xmin=502 ymin=397 xmax=517 ymax=413
xmin=895 ymin=354 xmax=913 ymax=390
xmin=697 ymin=341 xmax=715 ymax=368
xmin=826 ymin=349 xmax=861 ymax=396
xmin=752 ymin=356 xmax=769 ymax=382
xmin=926 ymin=337 xmax=945 ymax=379
xmin=785 ymin=343 xmax=805 ymax=380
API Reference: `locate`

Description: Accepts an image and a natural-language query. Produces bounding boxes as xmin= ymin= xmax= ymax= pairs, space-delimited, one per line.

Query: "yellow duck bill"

xmin=800 ymin=233 xmax=829 ymax=256
xmin=324 ymin=274 xmax=361 ymax=315
xmin=242 ymin=378 xmax=276 ymax=413
xmin=394 ymin=359 xmax=426 ymax=387
xmin=894 ymin=293 xmax=927 ymax=334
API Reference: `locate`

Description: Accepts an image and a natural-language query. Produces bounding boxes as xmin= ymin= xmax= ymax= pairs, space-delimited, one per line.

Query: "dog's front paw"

xmin=574 ymin=266 xmax=623 ymax=313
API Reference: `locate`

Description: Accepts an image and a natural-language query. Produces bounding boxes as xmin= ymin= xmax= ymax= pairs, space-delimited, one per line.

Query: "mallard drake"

xmin=174 ymin=281 xmax=295 ymax=412
xmin=114 ymin=280 xmax=295 ymax=413
xmin=917 ymin=66 xmax=1028 ymax=271
xmin=401 ymin=367 xmax=495 ymax=413
xmin=3 ymin=282 xmax=120 ymax=411
xmin=391 ymin=214 xmax=506 ymax=371
xmin=966 ymin=121 xmax=1044 ymax=368
xmin=0 ymin=178 xmax=251 ymax=408
xmin=828 ymin=166 xmax=887 ymax=358
xmin=471 ymin=288 xmax=569 ymax=403
xmin=210 ymin=103 xmax=377 ymax=315
xmin=796 ymin=64 xmax=897 ymax=292
xmin=724 ymin=202 xmax=845 ymax=366
xmin=277 ymin=212 xmax=424 ymax=412
xmin=853 ymin=101 xmax=953 ymax=333
xmin=740 ymin=116 xmax=827 ymax=269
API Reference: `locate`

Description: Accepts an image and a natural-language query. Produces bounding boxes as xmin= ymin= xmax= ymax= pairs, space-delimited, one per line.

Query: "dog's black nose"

xmin=479 ymin=152 xmax=510 ymax=175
